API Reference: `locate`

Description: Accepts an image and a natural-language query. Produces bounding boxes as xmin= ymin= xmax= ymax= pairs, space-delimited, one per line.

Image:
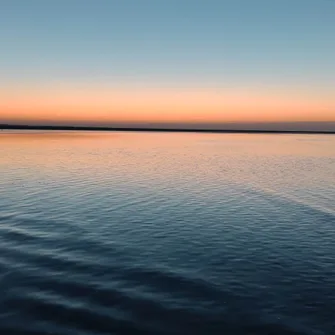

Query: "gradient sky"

xmin=1 ymin=0 xmax=334 ymax=128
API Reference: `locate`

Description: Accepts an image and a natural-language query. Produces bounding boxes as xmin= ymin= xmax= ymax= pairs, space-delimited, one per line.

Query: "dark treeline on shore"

xmin=1 ymin=124 xmax=335 ymax=134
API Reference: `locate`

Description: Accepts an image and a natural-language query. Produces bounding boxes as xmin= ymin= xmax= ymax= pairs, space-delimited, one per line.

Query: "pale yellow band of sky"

xmin=1 ymin=85 xmax=334 ymax=124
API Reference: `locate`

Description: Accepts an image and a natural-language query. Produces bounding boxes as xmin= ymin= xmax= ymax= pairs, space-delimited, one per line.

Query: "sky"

xmin=0 ymin=0 xmax=334 ymax=129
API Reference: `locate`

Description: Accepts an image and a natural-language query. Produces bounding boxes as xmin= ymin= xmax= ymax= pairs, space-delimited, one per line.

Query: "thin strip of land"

xmin=0 ymin=124 xmax=334 ymax=134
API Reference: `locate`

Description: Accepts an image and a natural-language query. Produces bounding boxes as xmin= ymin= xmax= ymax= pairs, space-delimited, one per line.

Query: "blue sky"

xmin=1 ymin=0 xmax=334 ymax=90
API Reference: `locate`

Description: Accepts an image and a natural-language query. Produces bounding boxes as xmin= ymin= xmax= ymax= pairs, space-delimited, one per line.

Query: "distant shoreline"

xmin=0 ymin=124 xmax=334 ymax=134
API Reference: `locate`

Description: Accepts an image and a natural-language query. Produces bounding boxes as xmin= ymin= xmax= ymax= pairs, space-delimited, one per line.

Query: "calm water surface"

xmin=0 ymin=131 xmax=334 ymax=335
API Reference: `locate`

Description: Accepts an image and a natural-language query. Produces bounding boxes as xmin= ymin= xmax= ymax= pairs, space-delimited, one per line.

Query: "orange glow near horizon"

xmin=1 ymin=85 xmax=334 ymax=125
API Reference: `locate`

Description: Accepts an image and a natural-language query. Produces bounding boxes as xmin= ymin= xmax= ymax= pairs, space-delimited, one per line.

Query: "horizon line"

xmin=1 ymin=124 xmax=334 ymax=135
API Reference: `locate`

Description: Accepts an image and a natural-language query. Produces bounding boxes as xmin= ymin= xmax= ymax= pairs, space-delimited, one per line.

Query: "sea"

xmin=0 ymin=131 xmax=334 ymax=335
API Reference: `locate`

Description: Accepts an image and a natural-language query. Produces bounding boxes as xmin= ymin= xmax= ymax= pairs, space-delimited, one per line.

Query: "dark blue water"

xmin=0 ymin=132 xmax=334 ymax=334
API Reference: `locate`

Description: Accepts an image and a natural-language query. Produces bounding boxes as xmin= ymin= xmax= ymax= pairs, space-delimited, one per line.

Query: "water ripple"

xmin=1 ymin=132 xmax=334 ymax=334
